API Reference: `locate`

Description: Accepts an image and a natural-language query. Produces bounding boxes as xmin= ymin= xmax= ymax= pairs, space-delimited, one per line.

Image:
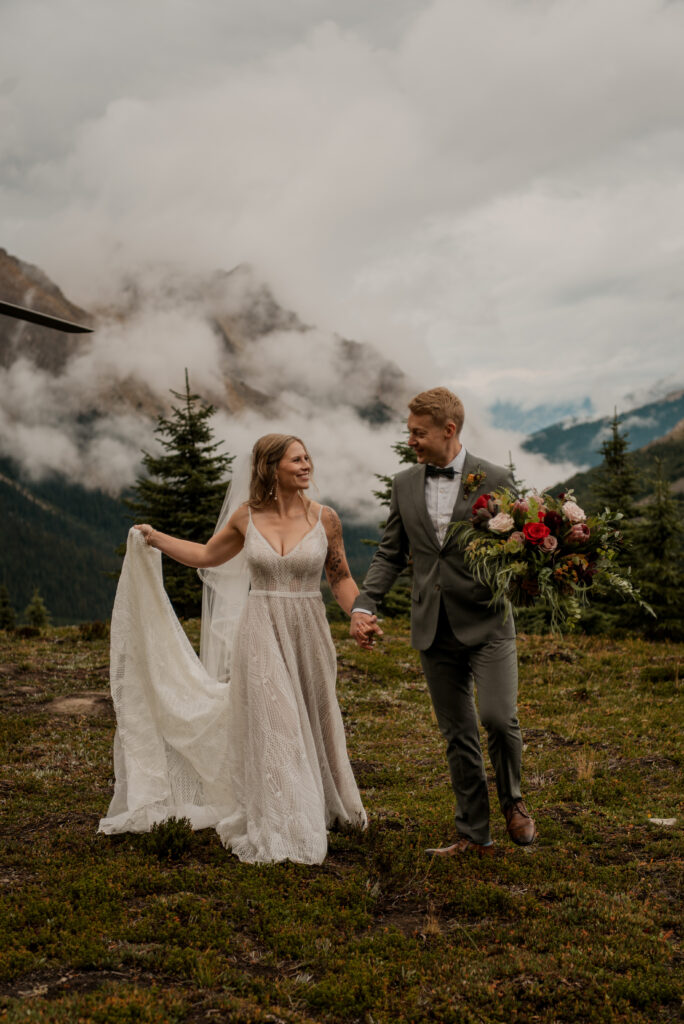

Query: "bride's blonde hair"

xmin=248 ymin=433 xmax=313 ymax=510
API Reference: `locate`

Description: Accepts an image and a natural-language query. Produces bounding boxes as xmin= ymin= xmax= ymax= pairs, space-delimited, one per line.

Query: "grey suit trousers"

xmin=420 ymin=603 xmax=523 ymax=845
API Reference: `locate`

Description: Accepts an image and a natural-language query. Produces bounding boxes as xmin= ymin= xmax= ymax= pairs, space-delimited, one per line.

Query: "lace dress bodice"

xmin=245 ymin=512 xmax=327 ymax=595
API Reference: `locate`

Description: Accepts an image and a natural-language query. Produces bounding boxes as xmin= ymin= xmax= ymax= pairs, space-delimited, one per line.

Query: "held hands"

xmin=350 ymin=611 xmax=383 ymax=651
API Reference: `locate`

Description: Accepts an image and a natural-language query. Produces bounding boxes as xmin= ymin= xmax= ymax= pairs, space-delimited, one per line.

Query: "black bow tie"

xmin=425 ymin=464 xmax=455 ymax=479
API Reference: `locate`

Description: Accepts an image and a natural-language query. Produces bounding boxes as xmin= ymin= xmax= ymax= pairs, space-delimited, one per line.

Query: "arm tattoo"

xmin=324 ymin=508 xmax=352 ymax=591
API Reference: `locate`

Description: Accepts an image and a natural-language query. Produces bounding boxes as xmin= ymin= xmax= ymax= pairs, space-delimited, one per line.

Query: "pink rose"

xmin=488 ymin=512 xmax=515 ymax=533
xmin=540 ymin=534 xmax=558 ymax=553
xmin=562 ymin=500 xmax=586 ymax=524
xmin=505 ymin=532 xmax=525 ymax=551
xmin=512 ymin=499 xmax=529 ymax=514
xmin=567 ymin=523 xmax=590 ymax=543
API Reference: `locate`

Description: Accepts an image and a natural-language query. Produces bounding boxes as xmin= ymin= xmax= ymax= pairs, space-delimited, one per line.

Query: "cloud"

xmin=0 ymin=335 xmax=578 ymax=514
xmin=1 ymin=0 xmax=683 ymax=488
xmin=622 ymin=414 xmax=657 ymax=430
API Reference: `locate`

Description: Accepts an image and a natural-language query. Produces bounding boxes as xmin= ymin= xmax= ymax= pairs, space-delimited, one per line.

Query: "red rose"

xmin=472 ymin=494 xmax=492 ymax=513
xmin=523 ymin=522 xmax=550 ymax=545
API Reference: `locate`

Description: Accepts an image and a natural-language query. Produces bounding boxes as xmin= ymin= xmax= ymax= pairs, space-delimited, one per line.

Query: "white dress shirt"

xmin=425 ymin=446 xmax=467 ymax=546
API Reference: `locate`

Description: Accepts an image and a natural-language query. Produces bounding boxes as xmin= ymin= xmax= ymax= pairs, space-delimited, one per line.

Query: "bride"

xmin=99 ymin=433 xmax=371 ymax=864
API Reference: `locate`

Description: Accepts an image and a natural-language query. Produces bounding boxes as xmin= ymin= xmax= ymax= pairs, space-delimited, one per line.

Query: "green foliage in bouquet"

xmin=449 ymin=489 xmax=654 ymax=632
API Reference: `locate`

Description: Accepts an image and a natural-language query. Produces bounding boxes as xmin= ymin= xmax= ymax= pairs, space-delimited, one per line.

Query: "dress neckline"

xmin=249 ymin=517 xmax=323 ymax=559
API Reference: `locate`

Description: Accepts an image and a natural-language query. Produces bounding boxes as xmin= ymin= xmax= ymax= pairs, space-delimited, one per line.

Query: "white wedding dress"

xmin=99 ymin=510 xmax=366 ymax=864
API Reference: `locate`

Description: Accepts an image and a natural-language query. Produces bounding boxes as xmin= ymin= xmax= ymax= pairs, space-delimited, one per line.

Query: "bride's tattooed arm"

xmin=323 ymin=507 xmax=359 ymax=616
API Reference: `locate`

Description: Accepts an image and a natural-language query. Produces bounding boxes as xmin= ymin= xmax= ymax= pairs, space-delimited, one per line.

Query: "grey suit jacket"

xmin=353 ymin=452 xmax=516 ymax=650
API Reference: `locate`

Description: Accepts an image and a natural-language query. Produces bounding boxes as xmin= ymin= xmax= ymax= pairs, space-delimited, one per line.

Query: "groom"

xmin=351 ymin=387 xmax=536 ymax=855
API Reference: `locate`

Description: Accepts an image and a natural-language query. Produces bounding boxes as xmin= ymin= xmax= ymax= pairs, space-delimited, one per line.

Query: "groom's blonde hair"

xmin=409 ymin=387 xmax=465 ymax=434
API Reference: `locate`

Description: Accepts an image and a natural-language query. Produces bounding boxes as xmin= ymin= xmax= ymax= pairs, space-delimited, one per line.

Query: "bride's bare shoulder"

xmin=227 ymin=502 xmax=251 ymax=533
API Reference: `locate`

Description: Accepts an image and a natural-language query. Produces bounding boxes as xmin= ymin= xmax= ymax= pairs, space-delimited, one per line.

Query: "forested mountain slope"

xmin=0 ymin=456 xmax=129 ymax=624
xmin=0 ymin=455 xmax=379 ymax=624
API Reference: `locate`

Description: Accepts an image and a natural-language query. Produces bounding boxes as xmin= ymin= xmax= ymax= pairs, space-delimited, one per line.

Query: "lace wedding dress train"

xmin=99 ymin=511 xmax=366 ymax=864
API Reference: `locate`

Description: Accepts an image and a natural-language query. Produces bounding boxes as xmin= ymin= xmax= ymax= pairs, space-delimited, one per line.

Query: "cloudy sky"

xmin=2 ymin=0 xmax=683 ymax=456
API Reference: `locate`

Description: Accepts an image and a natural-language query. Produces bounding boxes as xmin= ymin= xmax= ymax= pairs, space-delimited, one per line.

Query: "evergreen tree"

xmin=0 ymin=584 xmax=16 ymax=630
xmin=630 ymin=458 xmax=684 ymax=640
xmin=372 ymin=436 xmax=417 ymax=525
xmin=593 ymin=410 xmax=638 ymax=518
xmin=590 ymin=408 xmax=640 ymax=578
xmin=24 ymin=588 xmax=50 ymax=629
xmin=506 ymin=451 xmax=527 ymax=499
xmin=366 ymin=433 xmax=417 ymax=617
xmin=126 ymin=372 xmax=234 ymax=618
xmin=580 ymin=414 xmax=668 ymax=637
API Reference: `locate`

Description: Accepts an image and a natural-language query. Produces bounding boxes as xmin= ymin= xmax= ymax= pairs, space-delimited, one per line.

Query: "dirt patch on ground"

xmin=373 ymin=897 xmax=431 ymax=936
xmin=1 ymin=968 xmax=139 ymax=1000
xmin=47 ymin=691 xmax=113 ymax=718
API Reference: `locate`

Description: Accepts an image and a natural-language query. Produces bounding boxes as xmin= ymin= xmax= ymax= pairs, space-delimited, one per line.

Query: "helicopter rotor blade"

xmin=0 ymin=300 xmax=93 ymax=334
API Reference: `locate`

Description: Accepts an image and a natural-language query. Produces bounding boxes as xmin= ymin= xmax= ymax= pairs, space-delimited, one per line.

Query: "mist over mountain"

xmin=1 ymin=245 xmax=587 ymax=516
xmin=0 ymin=247 xmax=417 ymax=516
xmin=0 ymin=246 xmax=418 ymax=621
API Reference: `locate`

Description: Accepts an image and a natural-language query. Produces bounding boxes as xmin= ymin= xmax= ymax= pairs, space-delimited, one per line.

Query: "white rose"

xmin=562 ymin=501 xmax=586 ymax=524
xmin=488 ymin=512 xmax=515 ymax=533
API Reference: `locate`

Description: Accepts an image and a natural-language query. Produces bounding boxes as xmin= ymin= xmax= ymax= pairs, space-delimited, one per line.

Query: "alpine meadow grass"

xmin=0 ymin=619 xmax=681 ymax=1023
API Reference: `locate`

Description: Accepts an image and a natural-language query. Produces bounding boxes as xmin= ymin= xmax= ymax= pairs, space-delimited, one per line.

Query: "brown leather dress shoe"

xmin=504 ymin=799 xmax=537 ymax=845
xmin=425 ymin=837 xmax=494 ymax=858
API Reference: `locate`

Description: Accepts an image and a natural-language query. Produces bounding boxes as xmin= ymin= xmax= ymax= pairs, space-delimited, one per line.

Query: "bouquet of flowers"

xmin=449 ymin=489 xmax=652 ymax=631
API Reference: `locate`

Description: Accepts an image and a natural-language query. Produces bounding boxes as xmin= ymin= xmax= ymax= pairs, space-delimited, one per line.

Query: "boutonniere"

xmin=463 ymin=465 xmax=486 ymax=498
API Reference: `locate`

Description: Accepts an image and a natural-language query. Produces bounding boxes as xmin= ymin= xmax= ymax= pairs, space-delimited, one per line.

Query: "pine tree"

xmin=24 ymin=588 xmax=50 ymax=629
xmin=366 ymin=434 xmax=417 ymax=617
xmin=506 ymin=451 xmax=527 ymax=498
xmin=630 ymin=458 xmax=684 ymax=640
xmin=0 ymin=584 xmax=16 ymax=630
xmin=126 ymin=371 xmax=234 ymax=618
xmin=372 ymin=436 xmax=417 ymax=524
xmin=593 ymin=410 xmax=638 ymax=518
xmin=581 ymin=415 xmax=678 ymax=637
xmin=577 ymin=411 xmax=640 ymax=633
xmin=591 ymin=409 xmax=640 ymax=575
